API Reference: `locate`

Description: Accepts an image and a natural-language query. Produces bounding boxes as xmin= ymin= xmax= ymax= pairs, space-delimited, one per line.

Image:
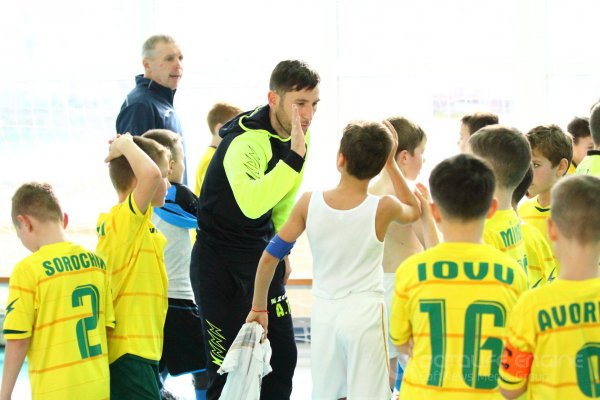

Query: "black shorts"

xmin=159 ymin=298 xmax=207 ymax=376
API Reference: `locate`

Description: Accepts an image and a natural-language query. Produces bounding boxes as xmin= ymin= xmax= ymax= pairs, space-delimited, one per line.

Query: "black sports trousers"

xmin=190 ymin=238 xmax=297 ymax=400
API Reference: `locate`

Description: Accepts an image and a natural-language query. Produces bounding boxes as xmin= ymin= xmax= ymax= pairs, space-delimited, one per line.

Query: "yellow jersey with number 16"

xmin=390 ymin=242 xmax=527 ymax=399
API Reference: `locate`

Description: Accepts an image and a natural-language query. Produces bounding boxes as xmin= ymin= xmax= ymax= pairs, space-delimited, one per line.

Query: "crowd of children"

xmin=3 ymin=46 xmax=600 ymax=400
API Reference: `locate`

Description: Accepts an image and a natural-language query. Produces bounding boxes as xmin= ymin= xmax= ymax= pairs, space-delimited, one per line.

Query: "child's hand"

xmin=246 ymin=309 xmax=269 ymax=340
xmin=414 ymin=183 xmax=432 ymax=217
xmin=105 ymin=133 xmax=133 ymax=162
xmin=384 ymin=120 xmax=399 ymax=166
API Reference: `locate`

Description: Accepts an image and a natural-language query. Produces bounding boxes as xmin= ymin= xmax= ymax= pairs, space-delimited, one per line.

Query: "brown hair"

xmin=526 ymin=124 xmax=573 ymax=167
xmin=461 ymin=112 xmax=499 ymax=135
xmin=142 ymin=129 xmax=181 ymax=162
xmin=385 ymin=116 xmax=426 ymax=156
xmin=108 ymin=136 xmax=170 ymax=193
xmin=567 ymin=116 xmax=591 ymax=144
xmin=12 ymin=182 xmax=63 ymax=226
xmin=552 ymin=175 xmax=600 ymax=243
xmin=468 ymin=125 xmax=531 ymax=189
xmin=339 ymin=121 xmax=392 ymax=180
xmin=207 ymin=102 xmax=243 ymax=135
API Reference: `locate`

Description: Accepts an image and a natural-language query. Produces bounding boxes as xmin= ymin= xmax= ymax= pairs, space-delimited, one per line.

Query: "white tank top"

xmin=306 ymin=191 xmax=384 ymax=299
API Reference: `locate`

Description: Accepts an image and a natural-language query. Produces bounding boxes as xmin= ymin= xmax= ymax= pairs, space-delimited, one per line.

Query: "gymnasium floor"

xmin=0 ymin=338 xmax=313 ymax=399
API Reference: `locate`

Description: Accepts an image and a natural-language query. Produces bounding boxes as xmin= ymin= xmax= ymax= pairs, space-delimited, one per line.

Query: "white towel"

xmin=218 ymin=322 xmax=272 ymax=400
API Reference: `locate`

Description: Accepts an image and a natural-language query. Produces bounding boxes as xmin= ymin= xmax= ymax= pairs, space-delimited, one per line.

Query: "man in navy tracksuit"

xmin=116 ymin=34 xmax=188 ymax=184
xmin=190 ymin=60 xmax=320 ymax=399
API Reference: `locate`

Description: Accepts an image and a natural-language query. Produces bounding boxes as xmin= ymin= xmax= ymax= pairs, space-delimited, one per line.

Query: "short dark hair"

xmin=552 ymin=175 xmax=600 ymax=243
xmin=269 ymin=60 xmax=320 ymax=94
xmin=385 ymin=116 xmax=426 ymax=156
xmin=512 ymin=165 xmax=533 ymax=208
xmin=526 ymin=125 xmax=573 ymax=168
xmin=12 ymin=182 xmax=63 ymax=226
xmin=142 ymin=129 xmax=181 ymax=162
xmin=429 ymin=154 xmax=496 ymax=221
xmin=589 ymin=102 xmax=600 ymax=146
xmin=109 ymin=136 xmax=170 ymax=193
xmin=461 ymin=112 xmax=499 ymax=135
xmin=567 ymin=116 xmax=591 ymax=144
xmin=339 ymin=121 xmax=392 ymax=180
xmin=469 ymin=125 xmax=531 ymax=189
xmin=207 ymin=102 xmax=243 ymax=135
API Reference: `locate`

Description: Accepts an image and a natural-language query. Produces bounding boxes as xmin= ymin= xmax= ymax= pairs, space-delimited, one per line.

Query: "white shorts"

xmin=384 ymin=273 xmax=408 ymax=368
xmin=311 ymin=292 xmax=390 ymax=400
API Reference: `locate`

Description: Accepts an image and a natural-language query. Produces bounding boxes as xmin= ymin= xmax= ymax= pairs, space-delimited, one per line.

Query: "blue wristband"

xmin=265 ymin=234 xmax=295 ymax=260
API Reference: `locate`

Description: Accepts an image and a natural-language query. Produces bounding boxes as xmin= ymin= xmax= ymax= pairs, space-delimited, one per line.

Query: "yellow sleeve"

xmin=389 ymin=262 xmax=412 ymax=346
xmin=194 ymin=147 xmax=216 ymax=196
xmin=3 ymin=262 xmax=35 ymax=340
xmin=498 ymin=294 xmax=535 ymax=392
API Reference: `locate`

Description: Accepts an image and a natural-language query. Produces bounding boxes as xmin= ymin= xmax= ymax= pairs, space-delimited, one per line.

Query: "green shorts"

xmin=110 ymin=354 xmax=160 ymax=400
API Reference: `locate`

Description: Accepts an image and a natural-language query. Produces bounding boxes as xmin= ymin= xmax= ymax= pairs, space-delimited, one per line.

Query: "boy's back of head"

xmin=12 ymin=182 xmax=64 ymax=226
xmin=109 ymin=136 xmax=170 ymax=193
xmin=589 ymin=101 xmax=600 ymax=147
xmin=526 ymin=124 xmax=573 ymax=169
xmin=468 ymin=125 xmax=531 ymax=189
xmin=429 ymin=154 xmax=496 ymax=221
xmin=385 ymin=116 xmax=426 ymax=156
xmin=207 ymin=102 xmax=243 ymax=135
xmin=461 ymin=112 xmax=499 ymax=135
xmin=340 ymin=120 xmax=392 ymax=180
xmin=551 ymin=174 xmax=600 ymax=243
xmin=511 ymin=165 xmax=534 ymax=208
xmin=567 ymin=116 xmax=591 ymax=143
xmin=142 ymin=129 xmax=181 ymax=162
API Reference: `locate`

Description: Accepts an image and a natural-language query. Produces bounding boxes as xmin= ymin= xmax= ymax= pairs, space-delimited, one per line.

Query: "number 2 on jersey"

xmin=72 ymin=284 xmax=101 ymax=359
xmin=420 ymin=299 xmax=506 ymax=389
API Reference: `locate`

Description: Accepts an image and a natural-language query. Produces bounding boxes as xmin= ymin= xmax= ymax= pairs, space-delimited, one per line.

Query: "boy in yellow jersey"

xmin=1 ymin=183 xmax=115 ymax=400
xmin=96 ymin=133 xmax=171 ymax=399
xmin=518 ymin=125 xmax=572 ymax=248
xmin=468 ymin=125 xmax=532 ymax=270
xmin=575 ymin=101 xmax=600 ymax=176
xmin=194 ymin=102 xmax=242 ymax=196
xmin=390 ymin=154 xmax=527 ymax=399
xmin=499 ymin=175 xmax=600 ymax=399
xmin=512 ymin=166 xmax=557 ymax=287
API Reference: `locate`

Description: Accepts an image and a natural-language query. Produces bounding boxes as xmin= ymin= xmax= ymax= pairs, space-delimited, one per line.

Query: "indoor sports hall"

xmin=1 ymin=1 xmax=599 ymax=399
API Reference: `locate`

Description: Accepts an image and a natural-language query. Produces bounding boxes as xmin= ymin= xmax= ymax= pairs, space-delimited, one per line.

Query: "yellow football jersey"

xmin=194 ymin=146 xmax=216 ymax=196
xmin=484 ymin=208 xmax=527 ymax=271
xmin=566 ymin=162 xmax=577 ymax=175
xmin=518 ymin=197 xmax=551 ymax=246
xmin=521 ymin=222 xmax=557 ymax=288
xmin=499 ymin=278 xmax=600 ymax=399
xmin=390 ymin=242 xmax=527 ymax=399
xmin=3 ymin=242 xmax=114 ymax=399
xmin=96 ymin=192 xmax=168 ymax=363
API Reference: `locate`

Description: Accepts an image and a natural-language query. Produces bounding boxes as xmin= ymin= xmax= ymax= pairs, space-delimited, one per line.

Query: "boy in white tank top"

xmin=247 ymin=118 xmax=421 ymax=399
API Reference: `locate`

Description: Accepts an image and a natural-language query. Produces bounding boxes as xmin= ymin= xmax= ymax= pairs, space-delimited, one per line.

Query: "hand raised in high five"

xmin=383 ymin=120 xmax=399 ymax=167
xmin=289 ymin=104 xmax=306 ymax=158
